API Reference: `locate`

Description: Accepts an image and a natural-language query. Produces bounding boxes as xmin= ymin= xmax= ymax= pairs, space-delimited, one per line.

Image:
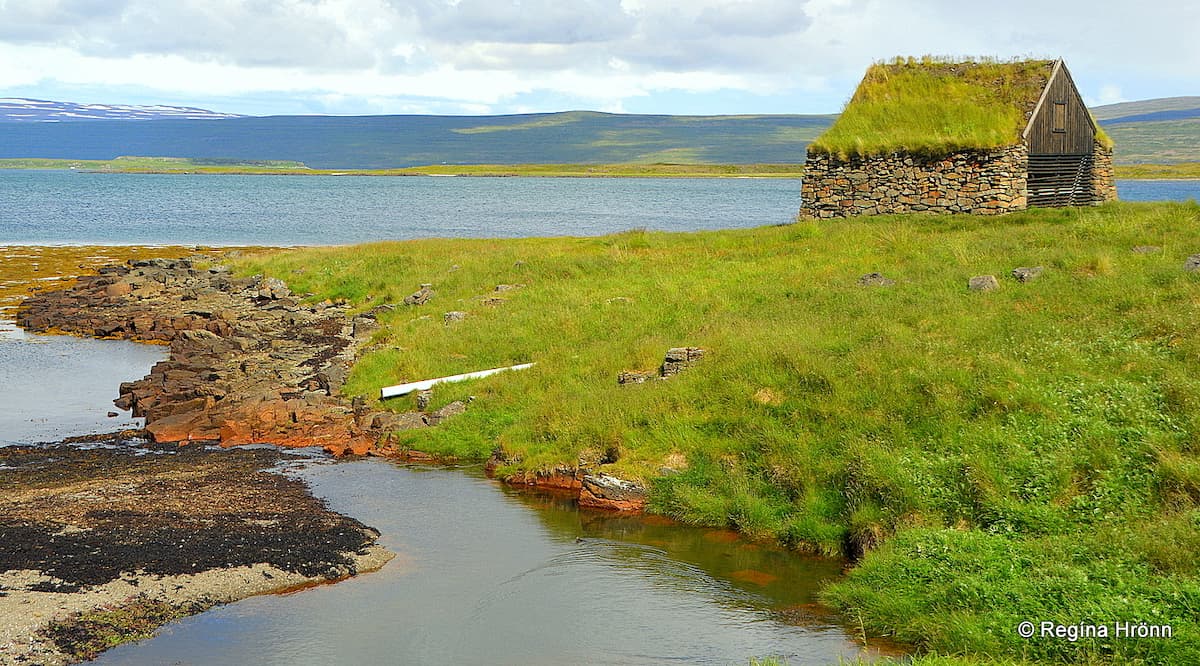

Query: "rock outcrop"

xmin=17 ymin=257 xmax=456 ymax=456
xmin=618 ymin=346 xmax=706 ymax=385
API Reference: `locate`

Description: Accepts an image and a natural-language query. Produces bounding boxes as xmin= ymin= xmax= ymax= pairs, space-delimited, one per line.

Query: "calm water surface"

xmin=0 ymin=329 xmax=163 ymax=444
xmin=93 ymin=460 xmax=888 ymax=665
xmin=0 ymin=171 xmax=803 ymax=245
xmin=2 ymin=171 xmax=1193 ymax=247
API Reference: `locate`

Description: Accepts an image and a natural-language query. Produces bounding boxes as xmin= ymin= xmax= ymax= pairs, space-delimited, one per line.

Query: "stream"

xmin=92 ymin=459 xmax=889 ymax=665
xmin=1 ymin=325 xmax=893 ymax=664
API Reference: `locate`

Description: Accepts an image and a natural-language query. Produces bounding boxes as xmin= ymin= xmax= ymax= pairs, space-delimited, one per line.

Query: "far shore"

xmin=2 ymin=157 xmax=1199 ymax=179
xmin=0 ymin=158 xmax=805 ymax=179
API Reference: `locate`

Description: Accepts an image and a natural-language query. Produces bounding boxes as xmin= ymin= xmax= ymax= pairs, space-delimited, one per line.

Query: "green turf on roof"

xmin=809 ymin=57 xmax=1058 ymax=159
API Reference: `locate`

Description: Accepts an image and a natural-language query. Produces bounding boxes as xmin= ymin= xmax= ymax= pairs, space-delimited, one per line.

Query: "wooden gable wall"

xmin=1024 ymin=60 xmax=1096 ymax=156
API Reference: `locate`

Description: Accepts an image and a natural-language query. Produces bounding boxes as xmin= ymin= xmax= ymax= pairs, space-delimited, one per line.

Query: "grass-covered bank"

xmin=1114 ymin=162 xmax=1200 ymax=180
xmin=233 ymin=201 xmax=1200 ymax=663
xmin=0 ymin=156 xmax=804 ymax=178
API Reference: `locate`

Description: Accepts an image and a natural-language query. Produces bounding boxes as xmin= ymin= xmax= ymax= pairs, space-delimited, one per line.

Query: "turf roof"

xmin=809 ymin=57 xmax=1067 ymax=159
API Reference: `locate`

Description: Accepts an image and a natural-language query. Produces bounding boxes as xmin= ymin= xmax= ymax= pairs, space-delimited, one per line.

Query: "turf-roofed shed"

xmin=799 ymin=57 xmax=1117 ymax=218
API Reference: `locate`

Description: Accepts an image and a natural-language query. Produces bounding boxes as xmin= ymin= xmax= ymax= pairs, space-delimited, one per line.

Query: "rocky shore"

xmin=16 ymin=253 xmax=650 ymax=511
xmin=0 ymin=441 xmax=391 ymax=665
xmin=17 ymin=255 xmax=445 ymax=457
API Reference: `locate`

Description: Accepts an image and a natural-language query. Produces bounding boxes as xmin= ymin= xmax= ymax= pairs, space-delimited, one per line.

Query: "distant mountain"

xmin=0 ymin=110 xmax=833 ymax=168
xmin=1091 ymin=97 xmax=1200 ymax=121
xmin=0 ymin=96 xmax=1195 ymax=166
xmin=0 ymin=98 xmax=242 ymax=122
xmin=1093 ymin=97 xmax=1200 ymax=163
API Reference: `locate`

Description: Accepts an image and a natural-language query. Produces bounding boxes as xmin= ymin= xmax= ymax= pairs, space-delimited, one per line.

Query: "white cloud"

xmin=0 ymin=0 xmax=1196 ymax=115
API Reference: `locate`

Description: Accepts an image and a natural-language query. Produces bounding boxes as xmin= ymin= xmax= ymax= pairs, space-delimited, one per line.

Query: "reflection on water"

xmin=94 ymin=460 xmax=902 ymax=665
xmin=0 ymin=327 xmax=164 ymax=444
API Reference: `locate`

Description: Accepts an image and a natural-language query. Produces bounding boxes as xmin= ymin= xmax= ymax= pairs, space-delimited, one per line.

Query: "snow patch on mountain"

xmin=0 ymin=98 xmax=242 ymax=122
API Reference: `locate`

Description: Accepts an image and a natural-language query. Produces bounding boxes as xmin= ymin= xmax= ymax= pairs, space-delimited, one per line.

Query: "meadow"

xmin=233 ymin=201 xmax=1200 ymax=664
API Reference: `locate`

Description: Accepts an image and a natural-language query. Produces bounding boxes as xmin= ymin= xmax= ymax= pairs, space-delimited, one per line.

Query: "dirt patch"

xmin=0 ymin=442 xmax=392 ymax=665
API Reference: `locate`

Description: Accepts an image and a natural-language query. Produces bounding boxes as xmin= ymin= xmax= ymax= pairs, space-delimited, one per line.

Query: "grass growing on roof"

xmin=235 ymin=201 xmax=1200 ymax=663
xmin=809 ymin=57 xmax=1056 ymax=159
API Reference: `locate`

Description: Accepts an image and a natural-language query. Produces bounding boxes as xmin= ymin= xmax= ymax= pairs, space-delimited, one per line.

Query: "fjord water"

xmin=0 ymin=171 xmax=804 ymax=245
xmin=0 ymin=329 xmax=164 ymax=444
xmin=93 ymin=460 xmax=885 ymax=665
xmin=1 ymin=171 xmax=1194 ymax=246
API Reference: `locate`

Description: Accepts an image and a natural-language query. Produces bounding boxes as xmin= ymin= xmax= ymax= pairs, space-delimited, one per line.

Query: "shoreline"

xmin=0 ymin=442 xmax=393 ymax=665
xmin=3 ymin=158 xmax=1199 ymax=180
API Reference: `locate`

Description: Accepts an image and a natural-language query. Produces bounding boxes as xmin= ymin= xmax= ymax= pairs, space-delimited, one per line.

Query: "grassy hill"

xmin=232 ymin=201 xmax=1200 ymax=664
xmin=1091 ymin=96 xmax=1200 ymax=121
xmin=0 ymin=111 xmax=832 ymax=169
xmin=0 ymin=97 xmax=1195 ymax=168
xmin=1093 ymin=97 xmax=1200 ymax=164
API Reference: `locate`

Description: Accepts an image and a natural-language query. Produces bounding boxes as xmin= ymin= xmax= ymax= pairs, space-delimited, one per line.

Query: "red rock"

xmin=147 ymin=413 xmax=215 ymax=443
xmin=104 ymin=283 xmax=132 ymax=298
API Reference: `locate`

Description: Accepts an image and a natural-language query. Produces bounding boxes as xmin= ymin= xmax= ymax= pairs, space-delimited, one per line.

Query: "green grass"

xmin=1115 ymin=163 xmax=1200 ymax=180
xmin=451 ymin=111 xmax=596 ymax=134
xmin=0 ymin=157 xmax=803 ymax=178
xmin=233 ymin=201 xmax=1200 ymax=663
xmin=0 ymin=156 xmax=308 ymax=174
xmin=810 ymin=57 xmax=1112 ymax=159
xmin=1106 ymin=119 xmax=1200 ymax=164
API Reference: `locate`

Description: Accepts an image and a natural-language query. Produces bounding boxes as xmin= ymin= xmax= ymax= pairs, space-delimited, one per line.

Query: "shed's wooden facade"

xmin=1023 ymin=60 xmax=1101 ymax=207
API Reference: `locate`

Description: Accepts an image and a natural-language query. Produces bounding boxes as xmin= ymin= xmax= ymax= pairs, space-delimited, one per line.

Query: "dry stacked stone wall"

xmin=1091 ymin=141 xmax=1118 ymax=203
xmin=799 ymin=145 xmax=1028 ymax=218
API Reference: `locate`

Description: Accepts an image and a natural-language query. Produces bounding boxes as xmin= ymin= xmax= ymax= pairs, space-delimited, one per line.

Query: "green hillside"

xmin=1104 ymin=119 xmax=1200 ymax=163
xmin=0 ymin=99 xmax=1195 ymax=167
xmin=1092 ymin=96 xmax=1200 ymax=121
xmin=234 ymin=201 xmax=1200 ymax=664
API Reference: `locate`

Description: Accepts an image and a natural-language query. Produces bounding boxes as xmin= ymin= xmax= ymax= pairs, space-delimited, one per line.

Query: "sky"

xmin=0 ymin=0 xmax=1196 ymax=117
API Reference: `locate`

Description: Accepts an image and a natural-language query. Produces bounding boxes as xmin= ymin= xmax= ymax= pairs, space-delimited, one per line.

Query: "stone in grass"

xmin=416 ymin=389 xmax=433 ymax=411
xmin=443 ymin=310 xmax=468 ymax=324
xmin=1011 ymin=266 xmax=1044 ymax=283
xmin=1186 ymin=255 xmax=1200 ymax=272
xmin=857 ymin=272 xmax=896 ymax=287
xmin=403 ymin=284 xmax=435 ymax=306
xmin=617 ymin=370 xmax=656 ymax=385
xmin=968 ymin=275 xmax=999 ymax=292
xmin=1131 ymin=245 xmax=1162 ymax=254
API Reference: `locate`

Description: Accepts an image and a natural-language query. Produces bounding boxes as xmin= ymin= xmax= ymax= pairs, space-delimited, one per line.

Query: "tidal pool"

xmin=92 ymin=459 xmax=899 ymax=665
xmin=0 ymin=326 xmax=164 ymax=445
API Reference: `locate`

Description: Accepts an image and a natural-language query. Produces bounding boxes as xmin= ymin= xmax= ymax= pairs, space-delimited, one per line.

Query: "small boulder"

xmin=617 ymin=370 xmax=656 ymax=385
xmin=443 ymin=310 xmax=468 ymax=324
xmin=579 ymin=474 xmax=647 ymax=512
xmin=1185 ymin=255 xmax=1200 ymax=272
xmin=403 ymin=284 xmax=435 ymax=305
xmin=661 ymin=347 xmax=705 ymax=377
xmin=857 ymin=272 xmax=895 ymax=287
xmin=257 ymin=277 xmax=290 ymax=300
xmin=416 ymin=389 xmax=433 ymax=411
xmin=968 ymin=275 xmax=999 ymax=292
xmin=352 ymin=315 xmax=380 ymax=338
xmin=426 ymin=400 xmax=468 ymax=426
xmin=1132 ymin=246 xmax=1162 ymax=254
xmin=1011 ymin=266 xmax=1044 ymax=283
xmin=104 ymin=282 xmax=132 ymax=298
